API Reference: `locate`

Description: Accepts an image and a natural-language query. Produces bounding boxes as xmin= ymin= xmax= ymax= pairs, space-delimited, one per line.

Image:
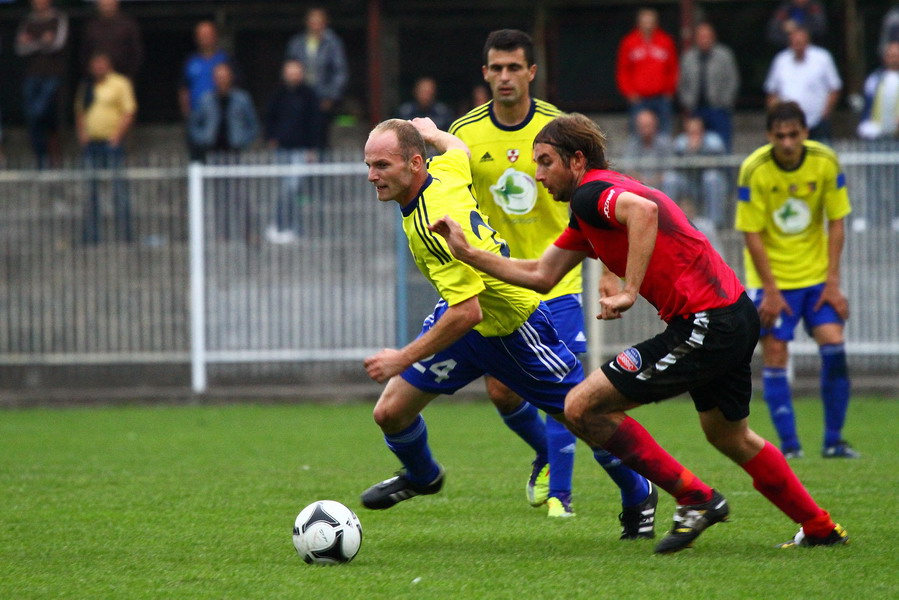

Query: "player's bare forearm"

xmin=363 ymin=295 xmax=481 ymax=383
xmin=816 ymin=219 xmax=849 ymax=318
xmin=615 ymin=192 xmax=657 ymax=302
xmin=743 ymin=232 xmax=780 ymax=293
xmin=409 ymin=117 xmax=470 ymax=157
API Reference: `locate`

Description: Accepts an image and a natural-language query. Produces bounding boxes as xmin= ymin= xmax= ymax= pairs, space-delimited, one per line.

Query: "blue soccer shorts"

xmin=400 ymin=300 xmax=584 ymax=415
xmin=747 ymin=283 xmax=843 ymax=341
xmin=545 ymin=293 xmax=587 ymax=355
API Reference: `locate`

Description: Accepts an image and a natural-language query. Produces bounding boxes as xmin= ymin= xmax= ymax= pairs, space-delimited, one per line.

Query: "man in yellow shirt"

xmin=448 ymin=29 xmax=614 ymax=522
xmin=359 ymin=118 xmax=652 ymax=533
xmin=75 ymin=52 xmax=136 ymax=244
xmin=736 ymin=101 xmax=857 ymax=459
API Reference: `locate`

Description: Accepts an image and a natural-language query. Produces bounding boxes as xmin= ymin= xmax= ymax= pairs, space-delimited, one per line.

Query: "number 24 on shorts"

xmin=412 ymin=356 xmax=458 ymax=382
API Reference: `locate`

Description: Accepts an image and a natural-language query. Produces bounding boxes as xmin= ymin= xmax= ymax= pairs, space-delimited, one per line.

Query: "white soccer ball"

xmin=293 ymin=500 xmax=363 ymax=565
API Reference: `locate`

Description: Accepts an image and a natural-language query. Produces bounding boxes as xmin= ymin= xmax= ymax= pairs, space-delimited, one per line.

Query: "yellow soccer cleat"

xmin=526 ymin=461 xmax=549 ymax=507
xmin=546 ymin=496 xmax=575 ymax=518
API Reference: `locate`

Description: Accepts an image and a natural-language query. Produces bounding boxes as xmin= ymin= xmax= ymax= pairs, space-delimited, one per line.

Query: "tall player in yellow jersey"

xmin=449 ymin=30 xmax=653 ymax=522
xmin=359 ymin=118 xmax=652 ymax=537
xmin=736 ymin=102 xmax=858 ymax=459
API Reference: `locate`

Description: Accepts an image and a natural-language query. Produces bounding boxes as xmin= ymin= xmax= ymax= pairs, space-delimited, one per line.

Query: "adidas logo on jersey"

xmin=480 ymin=152 xmax=494 ymax=163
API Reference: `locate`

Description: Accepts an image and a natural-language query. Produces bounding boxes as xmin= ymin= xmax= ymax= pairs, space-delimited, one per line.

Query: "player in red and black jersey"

xmin=429 ymin=113 xmax=848 ymax=554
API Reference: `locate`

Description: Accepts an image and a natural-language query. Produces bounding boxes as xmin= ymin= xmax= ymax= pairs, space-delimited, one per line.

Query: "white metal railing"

xmin=0 ymin=145 xmax=897 ymax=393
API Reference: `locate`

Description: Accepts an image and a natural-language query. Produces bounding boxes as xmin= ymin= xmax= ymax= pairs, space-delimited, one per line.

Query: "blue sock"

xmin=499 ymin=402 xmax=547 ymax=463
xmin=820 ymin=343 xmax=850 ymax=447
xmin=762 ymin=367 xmax=800 ymax=451
xmin=546 ymin=415 xmax=576 ymax=499
xmin=592 ymin=448 xmax=650 ymax=507
xmin=384 ymin=415 xmax=439 ymax=486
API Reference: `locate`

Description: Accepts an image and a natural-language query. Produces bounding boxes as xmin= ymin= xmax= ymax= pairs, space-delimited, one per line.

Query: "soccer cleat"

xmin=360 ymin=465 xmax=445 ymax=510
xmin=822 ymin=440 xmax=861 ymax=459
xmin=654 ymin=489 xmax=729 ymax=554
xmin=546 ymin=496 xmax=575 ymax=518
xmin=619 ymin=482 xmax=658 ymax=539
xmin=777 ymin=524 xmax=849 ymax=548
xmin=783 ymin=448 xmax=805 ymax=460
xmin=526 ymin=460 xmax=550 ymax=507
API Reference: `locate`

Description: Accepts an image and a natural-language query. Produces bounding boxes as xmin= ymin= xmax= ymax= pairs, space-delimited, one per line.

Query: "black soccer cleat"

xmin=360 ymin=465 xmax=445 ymax=510
xmin=619 ymin=481 xmax=658 ymax=539
xmin=822 ymin=440 xmax=861 ymax=459
xmin=777 ymin=523 xmax=849 ymax=548
xmin=654 ymin=489 xmax=729 ymax=554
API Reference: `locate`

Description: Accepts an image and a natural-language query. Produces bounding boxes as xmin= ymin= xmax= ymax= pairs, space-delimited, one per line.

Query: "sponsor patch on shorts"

xmin=615 ymin=347 xmax=642 ymax=372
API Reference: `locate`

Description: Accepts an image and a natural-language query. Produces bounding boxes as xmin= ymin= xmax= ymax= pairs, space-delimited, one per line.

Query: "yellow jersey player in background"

xmin=359 ymin=117 xmax=653 ymax=539
xmin=736 ymin=101 xmax=857 ymax=460
xmin=449 ymin=30 xmax=655 ymax=530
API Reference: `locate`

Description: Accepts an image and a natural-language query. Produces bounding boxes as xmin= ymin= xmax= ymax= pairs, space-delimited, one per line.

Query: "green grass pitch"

xmin=2 ymin=396 xmax=896 ymax=599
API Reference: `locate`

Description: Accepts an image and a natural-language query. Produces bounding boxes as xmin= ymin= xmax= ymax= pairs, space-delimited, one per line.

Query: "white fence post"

xmin=188 ymin=162 xmax=207 ymax=393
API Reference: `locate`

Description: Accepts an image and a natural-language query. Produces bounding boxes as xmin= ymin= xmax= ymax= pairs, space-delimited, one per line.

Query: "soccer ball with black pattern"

xmin=292 ymin=500 xmax=363 ymax=565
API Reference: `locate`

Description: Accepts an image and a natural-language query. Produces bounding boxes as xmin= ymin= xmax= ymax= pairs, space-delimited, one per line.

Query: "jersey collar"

xmin=770 ymin=145 xmax=807 ymax=172
xmin=488 ymin=99 xmax=536 ymax=132
xmin=400 ymin=174 xmax=434 ymax=216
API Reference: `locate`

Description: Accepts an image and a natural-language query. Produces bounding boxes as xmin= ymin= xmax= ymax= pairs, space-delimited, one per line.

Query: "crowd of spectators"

xmin=4 ymin=1 xmax=899 ymax=240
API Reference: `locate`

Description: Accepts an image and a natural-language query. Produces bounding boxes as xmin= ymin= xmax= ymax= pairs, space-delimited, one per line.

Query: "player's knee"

xmin=486 ymin=380 xmax=521 ymax=412
xmin=372 ymin=401 xmax=411 ymax=433
xmin=563 ymin=388 xmax=598 ymax=429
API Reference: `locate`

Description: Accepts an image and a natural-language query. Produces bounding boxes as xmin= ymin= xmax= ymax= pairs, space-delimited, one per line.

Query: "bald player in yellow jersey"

xmin=449 ymin=30 xmax=613 ymax=519
xmin=358 ymin=118 xmax=653 ymax=540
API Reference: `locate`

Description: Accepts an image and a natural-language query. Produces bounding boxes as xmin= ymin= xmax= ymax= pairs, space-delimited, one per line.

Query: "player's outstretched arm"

xmin=428 ymin=216 xmax=585 ymax=294
xmin=409 ymin=117 xmax=470 ymax=157
xmin=364 ymin=295 xmax=482 ymax=383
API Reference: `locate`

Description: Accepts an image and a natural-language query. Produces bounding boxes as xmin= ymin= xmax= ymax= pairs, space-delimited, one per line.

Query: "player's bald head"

xmin=369 ymin=119 xmax=427 ymax=162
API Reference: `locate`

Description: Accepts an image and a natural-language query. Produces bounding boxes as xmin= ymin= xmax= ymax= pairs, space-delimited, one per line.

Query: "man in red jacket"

xmin=616 ymin=8 xmax=679 ymax=135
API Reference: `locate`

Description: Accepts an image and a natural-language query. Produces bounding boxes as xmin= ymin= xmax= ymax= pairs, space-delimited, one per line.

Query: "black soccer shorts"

xmin=600 ymin=293 xmax=761 ymax=421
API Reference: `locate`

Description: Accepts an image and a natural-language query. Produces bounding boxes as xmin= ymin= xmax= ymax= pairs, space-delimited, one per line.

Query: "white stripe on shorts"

xmin=519 ymin=321 xmax=571 ymax=381
xmin=636 ymin=312 xmax=709 ymax=381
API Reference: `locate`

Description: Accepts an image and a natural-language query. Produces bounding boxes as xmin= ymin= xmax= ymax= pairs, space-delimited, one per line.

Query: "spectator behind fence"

xmin=858 ymin=41 xmax=899 ymax=141
xmin=180 ymin=20 xmax=232 ymax=161
xmin=677 ymin=21 xmax=739 ymax=151
xmin=880 ymin=4 xmax=899 ymax=54
xmin=189 ymin=62 xmax=259 ymax=242
xmin=188 ymin=62 xmax=259 ymax=159
xmin=285 ymin=7 xmax=348 ymax=152
xmin=15 ymin=0 xmax=68 ymax=168
xmin=264 ymin=59 xmax=321 ymax=243
xmin=615 ymin=7 xmax=678 ymax=135
xmin=75 ymin=52 xmax=136 ymax=244
xmin=662 ymin=116 xmax=728 ymax=228
xmin=857 ymin=41 xmax=899 ymax=232
xmin=765 ymin=25 xmax=841 ymax=142
xmin=766 ymin=0 xmax=828 ymax=48
xmin=621 ymin=108 xmax=673 ymax=190
xmin=397 ymin=77 xmax=454 ymax=132
xmin=81 ymin=0 xmax=143 ymax=82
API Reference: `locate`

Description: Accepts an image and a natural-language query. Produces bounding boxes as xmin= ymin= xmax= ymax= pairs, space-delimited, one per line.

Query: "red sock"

xmin=741 ymin=441 xmax=833 ymax=535
xmin=604 ymin=416 xmax=713 ymax=505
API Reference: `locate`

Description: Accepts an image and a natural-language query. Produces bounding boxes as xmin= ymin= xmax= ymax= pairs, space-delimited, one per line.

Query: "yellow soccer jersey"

xmin=401 ymin=148 xmax=540 ymax=337
xmin=735 ymin=141 xmax=852 ymax=290
xmin=449 ymin=99 xmax=582 ymax=302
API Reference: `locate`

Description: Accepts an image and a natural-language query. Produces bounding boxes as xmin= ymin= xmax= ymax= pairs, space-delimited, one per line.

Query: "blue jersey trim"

xmin=488 ymin=99 xmax=536 ymax=132
xmin=737 ymin=186 xmax=750 ymax=202
xmin=836 ymin=172 xmax=846 ymax=188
